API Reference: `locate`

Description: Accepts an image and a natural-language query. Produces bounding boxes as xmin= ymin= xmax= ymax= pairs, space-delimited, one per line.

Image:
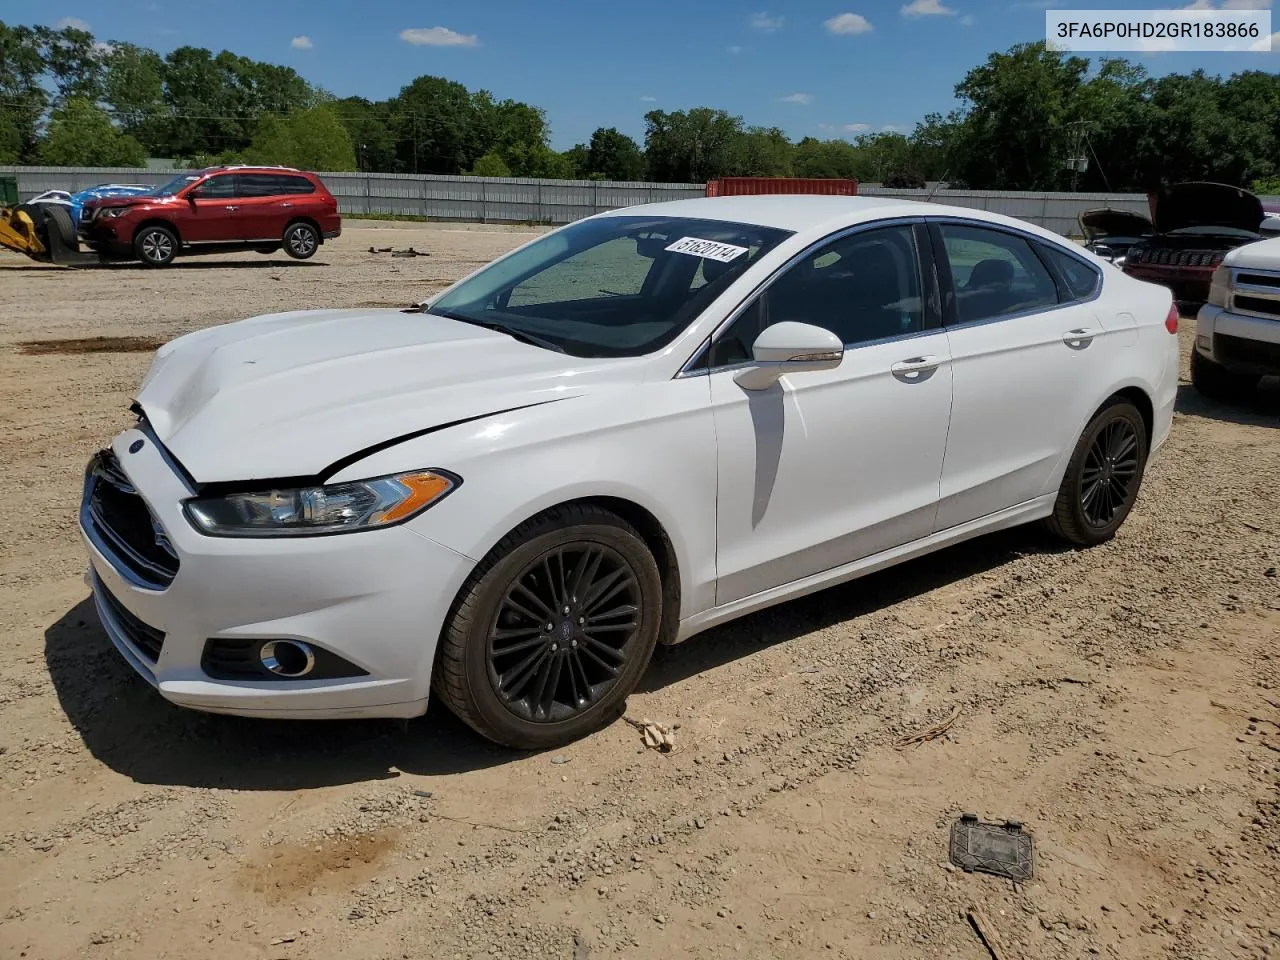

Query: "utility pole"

xmin=1065 ymin=120 xmax=1089 ymax=191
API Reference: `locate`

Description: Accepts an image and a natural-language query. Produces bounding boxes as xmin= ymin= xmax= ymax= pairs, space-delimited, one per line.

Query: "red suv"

xmin=82 ymin=166 xmax=342 ymax=268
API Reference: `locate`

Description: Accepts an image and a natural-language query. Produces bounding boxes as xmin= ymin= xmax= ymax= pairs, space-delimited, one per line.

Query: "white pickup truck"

xmin=1193 ymin=237 xmax=1280 ymax=401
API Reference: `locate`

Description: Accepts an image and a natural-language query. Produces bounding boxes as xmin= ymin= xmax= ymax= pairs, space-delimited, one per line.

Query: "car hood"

xmin=1149 ymin=182 xmax=1263 ymax=236
xmin=1078 ymin=208 xmax=1153 ymax=243
xmin=1221 ymin=236 xmax=1278 ymax=270
xmin=135 ymin=308 xmax=634 ymax=484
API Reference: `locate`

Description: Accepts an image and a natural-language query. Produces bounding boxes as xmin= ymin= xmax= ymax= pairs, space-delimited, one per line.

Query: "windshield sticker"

xmin=664 ymin=236 xmax=749 ymax=263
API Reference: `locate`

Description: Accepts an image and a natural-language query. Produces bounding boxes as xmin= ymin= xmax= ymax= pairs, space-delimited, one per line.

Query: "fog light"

xmin=1196 ymin=335 xmax=1211 ymax=350
xmin=258 ymin=639 xmax=316 ymax=678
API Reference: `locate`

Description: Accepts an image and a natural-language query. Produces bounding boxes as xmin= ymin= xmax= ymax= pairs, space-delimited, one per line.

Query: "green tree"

xmin=644 ymin=108 xmax=743 ymax=182
xmin=392 ymin=75 xmax=484 ymax=174
xmin=103 ymin=42 xmax=165 ymax=135
xmin=951 ymin=42 xmax=1089 ymax=189
xmin=728 ymin=126 xmax=793 ymax=177
xmin=0 ymin=22 xmax=47 ymax=161
xmin=35 ymin=22 xmax=105 ymax=104
xmin=792 ymin=137 xmax=860 ymax=178
xmin=468 ymin=150 xmax=511 ymax=177
xmin=39 ymin=97 xmax=146 ymax=165
xmin=244 ymin=104 xmax=356 ymax=170
xmin=334 ymin=96 xmax=399 ymax=172
xmin=585 ymin=127 xmax=646 ymax=180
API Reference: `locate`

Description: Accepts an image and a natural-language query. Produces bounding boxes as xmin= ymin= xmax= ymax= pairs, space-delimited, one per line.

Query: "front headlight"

xmin=1206 ymin=265 xmax=1231 ymax=308
xmin=95 ymin=207 xmax=127 ymax=220
xmin=184 ymin=470 xmax=459 ymax=537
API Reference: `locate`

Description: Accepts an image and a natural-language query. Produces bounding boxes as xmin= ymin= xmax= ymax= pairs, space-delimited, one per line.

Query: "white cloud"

xmin=846 ymin=123 xmax=871 ymax=132
xmin=748 ymin=12 xmax=784 ymax=31
xmin=960 ymin=13 xmax=975 ymax=24
xmin=901 ymin=0 xmax=957 ymax=15
xmin=291 ymin=35 xmax=313 ymax=50
xmin=777 ymin=92 xmax=814 ymax=104
xmin=54 ymin=16 xmax=91 ymax=31
xmin=399 ymin=26 xmax=479 ymax=47
xmin=640 ymin=95 xmax=657 ymax=102
xmin=881 ymin=124 xmax=905 ymax=132
xmin=1249 ymin=29 xmax=1278 ymax=48
xmin=728 ymin=44 xmax=744 ymax=53
xmin=824 ymin=12 xmax=874 ymax=33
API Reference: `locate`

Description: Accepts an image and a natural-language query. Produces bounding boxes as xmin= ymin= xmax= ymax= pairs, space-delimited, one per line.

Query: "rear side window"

xmin=1039 ymin=243 xmax=1101 ymax=302
xmin=937 ymin=223 xmax=1059 ymax=325
xmin=278 ymin=175 xmax=317 ymax=195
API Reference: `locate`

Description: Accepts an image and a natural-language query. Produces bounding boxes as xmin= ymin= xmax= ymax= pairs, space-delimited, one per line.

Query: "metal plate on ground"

xmin=949 ymin=813 xmax=1034 ymax=882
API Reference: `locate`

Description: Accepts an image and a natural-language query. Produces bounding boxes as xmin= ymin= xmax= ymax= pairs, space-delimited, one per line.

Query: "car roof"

xmin=595 ymin=194 xmax=1071 ymax=245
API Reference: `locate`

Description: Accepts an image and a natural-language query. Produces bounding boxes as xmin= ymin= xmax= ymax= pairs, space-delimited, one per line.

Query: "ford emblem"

xmin=129 ymin=439 xmax=145 ymax=454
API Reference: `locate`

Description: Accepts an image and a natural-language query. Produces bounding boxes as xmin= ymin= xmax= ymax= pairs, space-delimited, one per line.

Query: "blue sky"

xmin=17 ymin=0 xmax=1279 ymax=149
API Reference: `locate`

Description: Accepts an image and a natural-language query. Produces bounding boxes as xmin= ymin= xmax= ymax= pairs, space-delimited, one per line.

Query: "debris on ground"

xmin=896 ymin=705 xmax=961 ymax=747
xmin=967 ymin=904 xmax=1014 ymax=960
xmin=949 ymin=814 xmax=1035 ymax=882
xmin=624 ymin=716 xmax=678 ymax=752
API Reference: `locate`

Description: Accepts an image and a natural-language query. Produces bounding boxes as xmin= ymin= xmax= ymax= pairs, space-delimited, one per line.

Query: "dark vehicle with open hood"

xmin=1122 ymin=182 xmax=1263 ymax=305
xmin=1079 ymin=208 xmax=1153 ymax=267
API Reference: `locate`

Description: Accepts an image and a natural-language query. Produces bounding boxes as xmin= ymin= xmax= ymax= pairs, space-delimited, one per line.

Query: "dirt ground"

xmin=1 ymin=223 xmax=1278 ymax=960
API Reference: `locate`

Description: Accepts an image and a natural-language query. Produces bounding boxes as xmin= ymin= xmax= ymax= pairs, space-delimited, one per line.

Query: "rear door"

xmin=930 ymin=219 xmax=1112 ymax=530
xmin=182 ymin=173 xmax=242 ymax=242
xmin=232 ymin=173 xmax=291 ymax=242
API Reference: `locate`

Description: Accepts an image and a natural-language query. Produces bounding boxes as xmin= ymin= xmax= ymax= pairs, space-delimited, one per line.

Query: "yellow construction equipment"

xmin=0 ymin=203 xmax=100 ymax=265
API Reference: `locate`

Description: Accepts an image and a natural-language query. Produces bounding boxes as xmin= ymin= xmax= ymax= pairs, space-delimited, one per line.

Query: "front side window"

xmin=938 ymin=223 xmax=1058 ymax=324
xmin=705 ymin=224 xmax=924 ymax=368
xmin=427 ymin=215 xmax=793 ymax=358
xmin=194 ymin=174 xmax=237 ymax=199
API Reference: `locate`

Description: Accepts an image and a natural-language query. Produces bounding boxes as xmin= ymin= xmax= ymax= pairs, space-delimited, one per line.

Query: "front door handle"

xmin=1062 ymin=328 xmax=1098 ymax=349
xmin=280 ymin=202 xmax=293 ymax=208
xmin=890 ymin=355 xmax=941 ymax=383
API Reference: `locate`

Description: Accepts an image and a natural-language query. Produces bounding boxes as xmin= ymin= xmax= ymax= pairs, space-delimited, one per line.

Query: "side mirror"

xmin=1091 ymin=243 xmax=1115 ymax=261
xmin=734 ymin=321 xmax=843 ymax=391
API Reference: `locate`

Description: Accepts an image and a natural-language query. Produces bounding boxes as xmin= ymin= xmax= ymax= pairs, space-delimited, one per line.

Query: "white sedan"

xmin=79 ymin=196 xmax=1180 ymax=748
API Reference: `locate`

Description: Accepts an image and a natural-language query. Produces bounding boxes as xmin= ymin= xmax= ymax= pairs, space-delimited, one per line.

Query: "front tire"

xmin=133 ymin=224 xmax=177 ymax=267
xmin=434 ymin=504 xmax=663 ymax=750
xmin=1190 ymin=349 xmax=1258 ymax=403
xmin=282 ymin=221 xmax=319 ymax=260
xmin=1044 ymin=399 xmax=1148 ymax=547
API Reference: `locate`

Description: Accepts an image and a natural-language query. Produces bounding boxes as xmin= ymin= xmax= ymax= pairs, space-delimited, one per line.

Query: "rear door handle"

xmin=280 ymin=202 xmax=293 ymax=208
xmin=224 ymin=205 xmax=239 ymax=212
xmin=890 ymin=355 xmax=941 ymax=382
xmin=1062 ymin=328 xmax=1098 ymax=349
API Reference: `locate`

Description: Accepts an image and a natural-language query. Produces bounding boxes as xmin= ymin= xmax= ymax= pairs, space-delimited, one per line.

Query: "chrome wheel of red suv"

xmin=284 ymin=222 xmax=319 ymax=260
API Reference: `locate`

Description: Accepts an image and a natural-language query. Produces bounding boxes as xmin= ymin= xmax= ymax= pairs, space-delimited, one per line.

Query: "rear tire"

xmin=133 ymin=224 xmax=178 ymax=267
xmin=282 ymin=221 xmax=319 ymax=260
xmin=433 ymin=504 xmax=663 ymax=750
xmin=1190 ymin=349 xmax=1258 ymax=403
xmin=1044 ymin=399 xmax=1148 ymax=547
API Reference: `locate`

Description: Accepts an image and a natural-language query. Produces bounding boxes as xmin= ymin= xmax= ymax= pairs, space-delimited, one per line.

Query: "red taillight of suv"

xmin=1165 ymin=303 xmax=1179 ymax=335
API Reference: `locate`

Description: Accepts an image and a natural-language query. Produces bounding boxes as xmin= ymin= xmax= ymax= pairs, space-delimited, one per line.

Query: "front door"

xmin=181 ymin=173 xmax=241 ymax=242
xmin=703 ymin=222 xmax=955 ymax=605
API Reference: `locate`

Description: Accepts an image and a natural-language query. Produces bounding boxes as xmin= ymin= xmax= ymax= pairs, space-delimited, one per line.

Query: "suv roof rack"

xmin=209 ymin=164 xmax=302 ymax=172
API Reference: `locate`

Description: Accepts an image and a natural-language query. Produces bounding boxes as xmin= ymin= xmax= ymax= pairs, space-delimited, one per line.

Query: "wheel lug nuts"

xmin=550 ymin=642 xmax=558 ymax=651
xmin=545 ymin=622 xmax=554 ymax=631
xmin=562 ymin=606 xmax=570 ymax=615
xmin=571 ymin=639 xmax=578 ymax=648
xmin=578 ymin=617 xmax=585 ymax=625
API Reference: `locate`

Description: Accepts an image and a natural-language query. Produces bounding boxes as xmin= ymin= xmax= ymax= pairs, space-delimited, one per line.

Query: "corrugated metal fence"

xmin=3 ymin=166 xmax=1275 ymax=238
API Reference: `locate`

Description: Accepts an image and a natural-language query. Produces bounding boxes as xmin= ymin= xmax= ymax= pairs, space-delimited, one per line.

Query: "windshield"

xmin=427 ymin=215 xmax=793 ymax=358
xmin=151 ymin=173 xmax=202 ymax=196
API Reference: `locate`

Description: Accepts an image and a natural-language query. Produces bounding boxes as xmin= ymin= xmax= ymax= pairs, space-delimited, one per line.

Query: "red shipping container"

xmin=704 ymin=177 xmax=859 ymax=197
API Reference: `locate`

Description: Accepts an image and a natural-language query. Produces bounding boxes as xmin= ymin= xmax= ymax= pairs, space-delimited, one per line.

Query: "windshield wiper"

xmin=424 ymin=308 xmax=567 ymax=354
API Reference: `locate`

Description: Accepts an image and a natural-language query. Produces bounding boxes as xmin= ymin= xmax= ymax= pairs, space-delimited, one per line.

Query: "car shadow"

xmin=639 ymin=525 xmax=1060 ymax=693
xmin=103 ymin=260 xmax=328 ymax=270
xmin=45 ymin=598 xmax=520 ymax=790
xmin=46 ymin=526 xmax=1060 ymax=791
xmin=1175 ymin=381 xmax=1280 ymax=426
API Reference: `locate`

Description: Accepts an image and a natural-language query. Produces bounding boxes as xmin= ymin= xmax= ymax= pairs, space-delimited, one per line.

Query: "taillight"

xmin=1164 ymin=302 xmax=1179 ymax=334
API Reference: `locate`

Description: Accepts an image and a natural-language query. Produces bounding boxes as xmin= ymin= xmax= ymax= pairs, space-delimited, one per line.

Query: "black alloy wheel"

xmin=1044 ymin=399 xmax=1149 ymax=547
xmin=435 ymin=504 xmax=662 ymax=749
